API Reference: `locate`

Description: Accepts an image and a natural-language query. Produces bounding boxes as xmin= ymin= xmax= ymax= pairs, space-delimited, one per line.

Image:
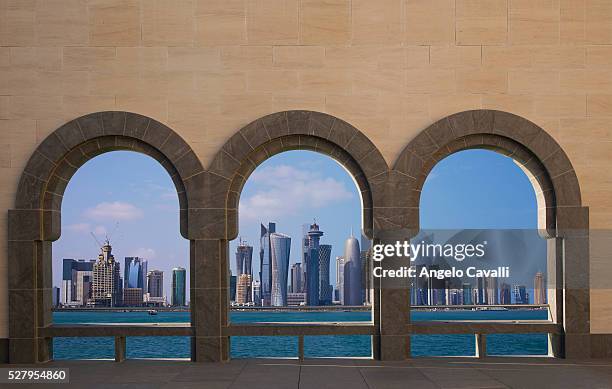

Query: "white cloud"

xmin=239 ymin=164 xmax=353 ymax=221
xmin=66 ymin=223 xmax=90 ymax=232
xmin=84 ymin=201 xmax=144 ymax=221
xmin=130 ymin=247 xmax=156 ymax=260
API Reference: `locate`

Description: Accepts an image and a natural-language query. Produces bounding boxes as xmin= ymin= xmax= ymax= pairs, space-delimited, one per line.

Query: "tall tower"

xmin=147 ymin=270 xmax=164 ymax=298
xmin=343 ymin=233 xmax=363 ymax=306
xmin=270 ymin=232 xmax=291 ymax=306
xmin=259 ymin=222 xmax=276 ymax=305
xmin=335 ymin=256 xmax=345 ymax=304
xmin=290 ymin=263 xmax=302 ymax=293
xmin=171 ymin=267 xmax=187 ymax=306
xmin=318 ymin=244 xmax=332 ymax=305
xmin=92 ymin=240 xmax=122 ymax=307
xmin=236 ymin=239 xmax=253 ymax=276
xmin=306 ymin=222 xmax=323 ymax=306
xmin=534 ymin=272 xmax=546 ymax=304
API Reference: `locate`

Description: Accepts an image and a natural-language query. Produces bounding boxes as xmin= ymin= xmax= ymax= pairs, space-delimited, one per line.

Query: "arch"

xmin=392 ymin=109 xmax=590 ymax=358
xmin=202 ymin=110 xmax=389 ymax=240
xmin=7 ymin=111 xmax=205 ymax=363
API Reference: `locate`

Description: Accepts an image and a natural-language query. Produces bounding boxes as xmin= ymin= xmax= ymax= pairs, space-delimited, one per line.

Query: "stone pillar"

xmin=191 ymin=239 xmax=229 ymax=362
xmin=375 ymin=233 xmax=411 ymax=360
xmin=557 ymin=206 xmax=591 ymax=359
xmin=8 ymin=210 xmax=53 ymax=363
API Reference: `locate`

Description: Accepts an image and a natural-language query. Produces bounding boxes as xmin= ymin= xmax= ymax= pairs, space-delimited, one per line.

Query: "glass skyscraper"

xmin=343 ymin=233 xmax=363 ymax=306
xmin=171 ymin=267 xmax=186 ymax=306
xmin=270 ymin=232 xmax=291 ymax=307
xmin=305 ymin=222 xmax=323 ymax=306
xmin=259 ymin=222 xmax=276 ymax=305
xmin=318 ymin=244 xmax=332 ymax=305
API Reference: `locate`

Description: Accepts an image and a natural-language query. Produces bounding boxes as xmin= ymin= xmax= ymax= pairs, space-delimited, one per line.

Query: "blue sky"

xmin=52 ymin=148 xmax=541 ymax=299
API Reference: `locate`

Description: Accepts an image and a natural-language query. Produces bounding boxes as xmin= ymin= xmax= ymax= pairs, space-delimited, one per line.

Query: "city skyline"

xmin=53 ymin=149 xmax=544 ymax=304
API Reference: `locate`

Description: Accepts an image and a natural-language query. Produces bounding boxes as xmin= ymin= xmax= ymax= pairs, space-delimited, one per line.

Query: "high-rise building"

xmin=230 ymin=272 xmax=236 ymax=302
xmin=92 ymin=241 xmax=122 ymax=307
xmin=270 ymin=232 xmax=291 ymax=306
xmin=171 ymin=267 xmax=187 ymax=306
xmin=305 ymin=222 xmax=323 ymax=306
xmin=343 ymin=233 xmax=363 ymax=306
xmin=251 ymin=280 xmax=261 ymax=305
xmin=259 ymin=222 xmax=276 ymax=306
xmin=290 ymin=263 xmax=302 ymax=293
xmin=360 ymin=233 xmax=372 ymax=305
xmin=427 ymin=265 xmax=446 ymax=305
xmin=61 ymin=258 xmax=95 ymax=306
xmin=477 ymin=277 xmax=486 ymax=304
xmin=335 ymin=256 xmax=345 ymax=304
xmin=462 ymin=283 xmax=473 ymax=305
xmin=513 ymin=284 xmax=528 ymax=304
xmin=318 ymin=244 xmax=332 ymax=305
xmin=236 ymin=239 xmax=253 ymax=276
xmin=147 ymin=270 xmax=164 ymax=298
xmin=534 ymin=272 xmax=546 ymax=304
xmin=52 ymin=286 xmax=60 ymax=308
xmin=124 ymin=257 xmax=148 ymax=297
xmin=236 ymin=274 xmax=252 ymax=304
xmin=485 ymin=276 xmax=498 ymax=305
xmin=287 ymin=293 xmax=306 ymax=306
xmin=500 ymin=283 xmax=512 ymax=305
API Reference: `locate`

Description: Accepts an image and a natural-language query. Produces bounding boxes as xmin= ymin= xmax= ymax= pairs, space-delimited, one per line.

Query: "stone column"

xmin=557 ymin=206 xmax=591 ymax=358
xmin=375 ymin=232 xmax=411 ymax=360
xmin=191 ymin=239 xmax=229 ymax=362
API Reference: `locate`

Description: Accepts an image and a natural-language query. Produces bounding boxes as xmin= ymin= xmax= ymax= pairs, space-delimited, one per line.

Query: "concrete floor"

xmin=6 ymin=358 xmax=612 ymax=388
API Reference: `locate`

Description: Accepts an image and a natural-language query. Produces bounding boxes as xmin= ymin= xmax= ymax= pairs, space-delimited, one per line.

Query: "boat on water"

xmin=147 ymin=309 xmax=158 ymax=315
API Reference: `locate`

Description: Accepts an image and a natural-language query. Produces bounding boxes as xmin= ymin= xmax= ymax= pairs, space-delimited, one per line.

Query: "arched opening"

xmin=8 ymin=112 xmax=205 ymax=363
xmin=412 ymin=149 xmax=548 ymax=356
xmin=52 ymin=151 xmax=190 ymax=359
xmin=229 ymin=150 xmax=371 ymax=358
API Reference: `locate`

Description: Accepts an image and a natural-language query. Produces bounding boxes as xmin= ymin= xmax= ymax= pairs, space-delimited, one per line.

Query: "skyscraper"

xmin=335 ymin=256 xmax=345 ymax=304
xmin=236 ymin=274 xmax=253 ymax=304
xmin=171 ymin=267 xmax=187 ymax=306
xmin=252 ymin=280 xmax=261 ymax=304
xmin=318 ymin=244 xmax=332 ymax=305
xmin=462 ymin=283 xmax=473 ymax=305
xmin=270 ymin=232 xmax=291 ymax=306
xmin=513 ymin=284 xmax=528 ymax=304
xmin=360 ymin=233 xmax=372 ymax=305
xmin=236 ymin=239 xmax=253 ymax=276
xmin=92 ymin=241 xmax=122 ymax=307
xmin=343 ymin=233 xmax=363 ymax=306
xmin=61 ymin=258 xmax=95 ymax=306
xmin=305 ymin=222 xmax=323 ymax=306
xmin=259 ymin=222 xmax=276 ymax=306
xmin=500 ymin=282 xmax=512 ymax=305
xmin=486 ymin=276 xmax=499 ymax=305
xmin=147 ymin=270 xmax=164 ymax=298
xmin=290 ymin=263 xmax=302 ymax=293
xmin=124 ymin=257 xmax=148 ymax=293
xmin=534 ymin=272 xmax=546 ymax=304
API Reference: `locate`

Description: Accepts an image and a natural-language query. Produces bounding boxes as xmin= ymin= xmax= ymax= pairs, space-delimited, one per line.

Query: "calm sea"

xmin=52 ymin=310 xmax=548 ymax=359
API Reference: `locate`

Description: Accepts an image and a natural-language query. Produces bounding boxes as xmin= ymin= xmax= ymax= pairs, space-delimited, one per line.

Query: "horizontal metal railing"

xmin=39 ymin=318 xmax=558 ymax=361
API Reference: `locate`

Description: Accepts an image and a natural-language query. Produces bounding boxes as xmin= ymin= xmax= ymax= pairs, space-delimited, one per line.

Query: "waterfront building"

xmin=287 ymin=292 xmax=306 ymax=306
xmin=230 ymin=272 xmax=236 ymax=302
xmin=534 ymin=272 xmax=546 ymax=304
xmin=236 ymin=239 xmax=253 ymax=276
xmin=360 ymin=234 xmax=372 ymax=305
xmin=236 ymin=274 xmax=252 ymax=304
xmin=123 ymin=287 xmax=143 ymax=306
xmin=335 ymin=256 xmax=345 ymax=304
xmin=92 ymin=241 xmax=122 ymax=307
xmin=61 ymin=258 xmax=95 ymax=306
xmin=513 ymin=284 xmax=528 ymax=304
xmin=500 ymin=283 xmax=512 ymax=305
xmin=318 ymin=244 xmax=332 ymax=305
xmin=301 ymin=223 xmax=310 ymax=296
xmin=259 ymin=222 xmax=276 ymax=305
xmin=486 ymin=276 xmax=499 ymax=305
xmin=251 ymin=280 xmax=261 ymax=305
xmin=124 ymin=257 xmax=148 ymax=298
xmin=290 ymin=263 xmax=302 ymax=293
xmin=343 ymin=233 xmax=363 ymax=306
xmin=147 ymin=270 xmax=164 ymax=298
xmin=171 ymin=267 xmax=187 ymax=306
xmin=427 ymin=265 xmax=445 ymax=305
xmin=477 ymin=277 xmax=486 ymax=304
xmin=462 ymin=283 xmax=473 ymax=305
xmin=52 ymin=286 xmax=60 ymax=308
xmin=305 ymin=222 xmax=324 ymax=306
xmin=448 ymin=288 xmax=463 ymax=305
xmin=270 ymin=232 xmax=291 ymax=306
